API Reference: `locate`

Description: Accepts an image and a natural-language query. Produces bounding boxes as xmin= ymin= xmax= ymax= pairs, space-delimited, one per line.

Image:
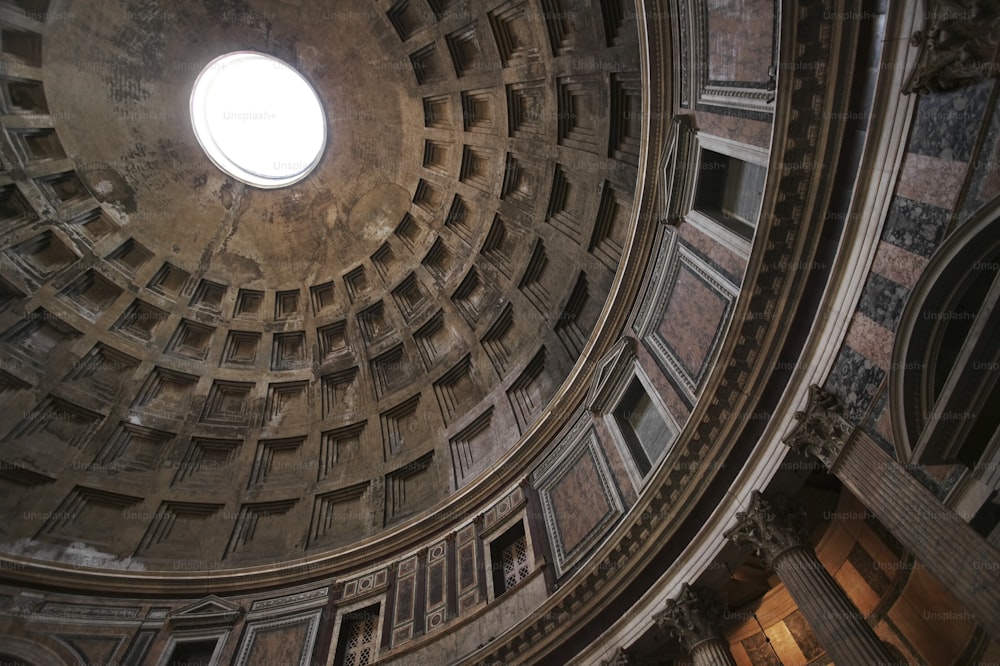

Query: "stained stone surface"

xmin=908 ymin=80 xmax=993 ymax=162
xmin=881 ymin=196 xmax=951 ymax=259
xmin=0 ymin=0 xmax=641 ymax=567
xmin=857 ymin=272 xmax=910 ymax=332
xmin=824 ymin=345 xmax=887 ymax=425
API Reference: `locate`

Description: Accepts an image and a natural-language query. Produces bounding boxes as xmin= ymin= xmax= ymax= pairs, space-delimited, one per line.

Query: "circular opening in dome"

xmin=190 ymin=52 xmax=327 ymax=189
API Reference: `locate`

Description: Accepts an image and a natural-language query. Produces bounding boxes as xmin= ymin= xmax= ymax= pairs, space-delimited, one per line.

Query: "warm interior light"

xmin=190 ymin=52 xmax=326 ymax=188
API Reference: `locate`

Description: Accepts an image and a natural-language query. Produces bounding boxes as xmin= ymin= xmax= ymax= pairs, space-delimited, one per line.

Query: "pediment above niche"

xmin=167 ymin=595 xmax=243 ymax=627
xmin=658 ymin=115 xmax=697 ymax=227
xmin=585 ymin=337 xmax=636 ymax=414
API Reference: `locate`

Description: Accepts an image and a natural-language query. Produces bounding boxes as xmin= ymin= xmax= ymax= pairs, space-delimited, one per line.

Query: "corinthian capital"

xmin=599 ymin=647 xmax=636 ymax=665
xmin=782 ymin=385 xmax=852 ymax=468
xmin=903 ymin=0 xmax=1000 ymax=94
xmin=723 ymin=491 xmax=808 ymax=567
xmin=653 ymin=583 xmax=725 ymax=653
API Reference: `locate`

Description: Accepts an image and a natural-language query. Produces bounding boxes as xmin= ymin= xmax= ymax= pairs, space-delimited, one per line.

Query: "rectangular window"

xmin=166 ymin=639 xmax=218 ymax=666
xmin=335 ymin=604 xmax=380 ymax=666
xmin=1 ymin=77 xmax=47 ymax=114
xmin=0 ymin=26 xmax=42 ymax=66
xmin=490 ymin=520 xmax=530 ymax=596
xmin=694 ymin=149 xmax=766 ymax=241
xmin=613 ymin=377 xmax=671 ymax=477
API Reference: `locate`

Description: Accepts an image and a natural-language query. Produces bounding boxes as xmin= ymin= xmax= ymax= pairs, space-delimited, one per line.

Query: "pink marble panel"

xmin=636 ymin=341 xmax=693 ymax=424
xmin=696 ymin=109 xmax=772 ymax=149
xmin=844 ymin=312 xmax=894 ymax=371
xmin=549 ymin=451 xmax=611 ymax=553
xmin=705 ymin=0 xmax=775 ymax=82
xmin=679 ymin=222 xmax=747 ymax=281
xmin=871 ymin=240 xmax=929 ymax=290
xmin=896 ymin=152 xmax=967 ymax=211
xmin=592 ymin=416 xmax=639 ymax=504
xmin=658 ymin=266 xmax=728 ymax=375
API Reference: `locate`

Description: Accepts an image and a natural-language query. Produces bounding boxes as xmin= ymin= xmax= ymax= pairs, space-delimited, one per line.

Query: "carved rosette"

xmin=723 ymin=491 xmax=808 ymax=567
xmin=653 ymin=583 xmax=725 ymax=653
xmin=782 ymin=384 xmax=851 ymax=469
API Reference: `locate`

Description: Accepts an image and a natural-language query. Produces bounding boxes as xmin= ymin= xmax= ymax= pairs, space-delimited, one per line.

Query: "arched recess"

xmin=0 ymin=635 xmax=74 ymax=665
xmin=890 ymin=199 xmax=1000 ymax=487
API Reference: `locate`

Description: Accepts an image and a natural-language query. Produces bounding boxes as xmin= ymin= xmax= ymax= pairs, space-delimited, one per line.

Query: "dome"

xmin=0 ymin=0 xmax=641 ymax=568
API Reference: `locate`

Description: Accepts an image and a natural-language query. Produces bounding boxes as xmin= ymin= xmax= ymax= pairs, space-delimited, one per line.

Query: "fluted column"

xmin=654 ymin=584 xmax=737 ymax=666
xmin=725 ymin=492 xmax=895 ymax=665
xmin=785 ymin=385 xmax=1000 ymax=640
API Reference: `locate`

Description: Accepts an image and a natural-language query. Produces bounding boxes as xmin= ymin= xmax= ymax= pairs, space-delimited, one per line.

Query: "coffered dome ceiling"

xmin=0 ymin=0 xmax=643 ymax=567
xmin=6 ymin=0 xmax=999 ymax=664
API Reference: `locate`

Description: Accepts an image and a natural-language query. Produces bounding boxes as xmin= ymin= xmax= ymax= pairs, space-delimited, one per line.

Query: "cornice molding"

xmin=568 ymin=0 xmax=925 ymax=658
xmin=0 ymin=3 xmax=926 ymax=665
xmin=0 ymin=10 xmax=668 ymax=596
xmin=463 ymin=0 xmax=895 ymax=659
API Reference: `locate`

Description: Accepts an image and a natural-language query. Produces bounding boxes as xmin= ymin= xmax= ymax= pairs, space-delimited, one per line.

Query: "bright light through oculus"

xmin=190 ymin=52 xmax=326 ymax=188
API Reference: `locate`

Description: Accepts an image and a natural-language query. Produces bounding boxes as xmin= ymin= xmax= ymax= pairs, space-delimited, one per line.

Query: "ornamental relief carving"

xmin=653 ymin=583 xmax=726 ymax=652
xmin=724 ymin=491 xmax=809 ymax=566
xmin=904 ymin=0 xmax=1000 ymax=94
xmin=782 ymin=384 xmax=852 ymax=468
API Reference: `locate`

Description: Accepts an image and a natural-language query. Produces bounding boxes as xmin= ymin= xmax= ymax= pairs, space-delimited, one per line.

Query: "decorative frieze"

xmin=250 ymin=586 xmax=329 ymax=613
xmin=38 ymin=602 xmax=142 ymax=624
xmin=339 ymin=568 xmax=390 ymax=602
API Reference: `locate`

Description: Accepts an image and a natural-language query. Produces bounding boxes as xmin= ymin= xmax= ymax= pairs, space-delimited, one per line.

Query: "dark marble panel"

xmin=863 ymin=389 xmax=896 ymax=458
xmin=705 ymin=0 xmax=775 ymax=83
xmin=958 ymin=92 xmax=1000 ymax=221
xmin=908 ymin=463 xmax=951 ymax=500
xmin=741 ymin=631 xmax=781 ymax=665
xmin=848 ymin=542 xmax=892 ymax=597
xmin=784 ymin=609 xmax=824 ymax=661
xmin=395 ymin=575 xmax=414 ymax=624
xmin=458 ymin=542 xmax=476 ymax=589
xmin=428 ymin=560 xmax=444 ymax=607
xmin=825 ymin=345 xmax=886 ymax=424
xmin=864 ymin=510 xmax=905 ymax=559
xmin=881 ymin=196 xmax=950 ymax=258
xmin=908 ymin=80 xmax=993 ymax=162
xmin=857 ymin=272 xmax=910 ymax=332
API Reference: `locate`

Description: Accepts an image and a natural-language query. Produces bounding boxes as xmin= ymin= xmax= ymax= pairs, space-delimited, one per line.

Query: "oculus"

xmin=190 ymin=52 xmax=326 ymax=188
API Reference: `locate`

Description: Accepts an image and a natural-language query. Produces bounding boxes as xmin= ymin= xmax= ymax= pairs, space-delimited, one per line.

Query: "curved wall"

xmin=2 ymin=0 xmax=1000 ymax=664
